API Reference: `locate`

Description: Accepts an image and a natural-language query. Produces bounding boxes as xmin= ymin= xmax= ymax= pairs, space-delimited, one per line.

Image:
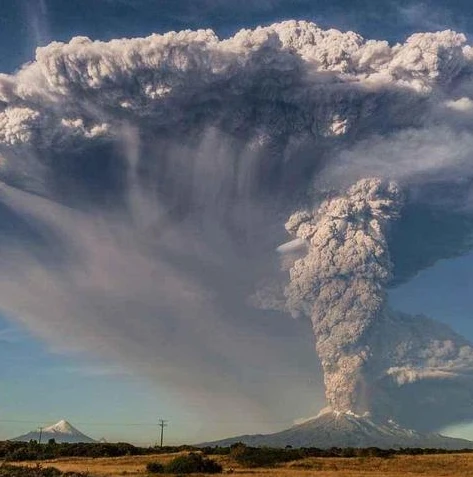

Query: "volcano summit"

xmin=202 ymin=410 xmax=473 ymax=449
xmin=11 ymin=420 xmax=96 ymax=444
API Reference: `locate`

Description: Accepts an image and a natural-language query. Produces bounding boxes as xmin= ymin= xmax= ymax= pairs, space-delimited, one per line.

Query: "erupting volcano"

xmin=201 ymin=409 xmax=473 ymax=449
xmin=2 ymin=20 xmax=473 ymax=443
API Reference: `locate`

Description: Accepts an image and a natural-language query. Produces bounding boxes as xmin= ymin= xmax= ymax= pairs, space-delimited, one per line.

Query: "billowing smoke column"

xmin=281 ymin=179 xmax=473 ymax=428
xmin=284 ymin=178 xmax=402 ymax=414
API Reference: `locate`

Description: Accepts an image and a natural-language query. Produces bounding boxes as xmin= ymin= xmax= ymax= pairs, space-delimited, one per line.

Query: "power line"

xmin=158 ymin=419 xmax=168 ymax=448
xmin=0 ymin=418 xmax=293 ymax=426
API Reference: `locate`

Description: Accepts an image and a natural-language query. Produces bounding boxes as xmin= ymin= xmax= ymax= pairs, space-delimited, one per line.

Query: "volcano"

xmin=201 ymin=410 xmax=473 ymax=449
xmin=10 ymin=420 xmax=96 ymax=444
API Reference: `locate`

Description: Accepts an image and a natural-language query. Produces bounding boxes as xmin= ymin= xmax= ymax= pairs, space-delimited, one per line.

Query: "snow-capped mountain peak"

xmin=43 ymin=420 xmax=79 ymax=435
xmin=10 ymin=419 xmax=96 ymax=443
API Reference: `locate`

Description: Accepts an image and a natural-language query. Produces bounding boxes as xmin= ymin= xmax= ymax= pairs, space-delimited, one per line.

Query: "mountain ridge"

xmin=10 ymin=419 xmax=96 ymax=443
xmin=199 ymin=410 xmax=473 ymax=449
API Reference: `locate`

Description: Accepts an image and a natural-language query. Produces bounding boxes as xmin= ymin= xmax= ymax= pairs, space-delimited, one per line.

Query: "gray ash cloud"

xmin=1 ymin=21 xmax=473 ymax=432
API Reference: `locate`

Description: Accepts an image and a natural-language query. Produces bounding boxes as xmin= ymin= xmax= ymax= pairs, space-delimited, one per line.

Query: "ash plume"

xmin=1 ymin=21 xmax=473 ymax=434
xmin=281 ymin=179 xmax=473 ymax=428
xmin=284 ymin=178 xmax=403 ymax=414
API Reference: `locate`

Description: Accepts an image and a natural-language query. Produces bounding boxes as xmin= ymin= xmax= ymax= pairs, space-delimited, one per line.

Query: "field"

xmin=12 ymin=451 xmax=473 ymax=477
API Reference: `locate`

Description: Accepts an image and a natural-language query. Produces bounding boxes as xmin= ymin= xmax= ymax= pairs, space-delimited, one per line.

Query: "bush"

xmin=229 ymin=443 xmax=302 ymax=468
xmin=0 ymin=464 xmax=62 ymax=477
xmin=146 ymin=462 xmax=165 ymax=474
xmin=7 ymin=448 xmax=42 ymax=461
xmin=0 ymin=463 xmax=90 ymax=477
xmin=165 ymin=453 xmax=222 ymax=474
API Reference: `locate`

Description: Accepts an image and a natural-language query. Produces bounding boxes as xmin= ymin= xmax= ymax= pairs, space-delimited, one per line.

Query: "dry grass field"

xmin=13 ymin=451 xmax=473 ymax=477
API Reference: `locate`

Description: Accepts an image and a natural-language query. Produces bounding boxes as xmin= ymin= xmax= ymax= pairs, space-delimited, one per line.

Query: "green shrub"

xmin=0 ymin=464 xmax=62 ymax=477
xmin=0 ymin=463 xmax=90 ymax=477
xmin=165 ymin=453 xmax=222 ymax=474
xmin=229 ymin=444 xmax=302 ymax=468
xmin=146 ymin=462 xmax=165 ymax=473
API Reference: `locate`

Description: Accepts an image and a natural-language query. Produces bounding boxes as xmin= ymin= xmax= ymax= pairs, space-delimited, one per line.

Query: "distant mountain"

xmin=201 ymin=410 xmax=473 ymax=449
xmin=10 ymin=419 xmax=96 ymax=443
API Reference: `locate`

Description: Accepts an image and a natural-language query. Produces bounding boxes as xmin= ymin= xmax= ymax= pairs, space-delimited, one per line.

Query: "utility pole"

xmin=38 ymin=427 xmax=43 ymax=445
xmin=158 ymin=419 xmax=168 ymax=448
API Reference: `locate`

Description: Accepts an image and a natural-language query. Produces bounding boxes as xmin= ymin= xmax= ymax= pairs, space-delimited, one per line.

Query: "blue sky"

xmin=0 ymin=316 xmax=181 ymax=444
xmin=390 ymin=253 xmax=473 ymax=440
xmin=2 ymin=0 xmax=473 ymax=74
xmin=391 ymin=253 xmax=473 ymax=339
xmin=2 ymin=0 xmax=473 ymax=444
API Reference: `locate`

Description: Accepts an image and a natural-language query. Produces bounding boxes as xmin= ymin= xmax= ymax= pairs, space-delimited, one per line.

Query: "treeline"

xmin=0 ymin=441 xmax=194 ymax=461
xmin=202 ymin=443 xmax=473 ymax=467
xmin=2 ymin=439 xmax=473 ymax=464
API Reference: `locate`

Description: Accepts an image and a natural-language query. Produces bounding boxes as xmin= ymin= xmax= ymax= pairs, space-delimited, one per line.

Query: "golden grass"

xmin=13 ymin=451 xmax=473 ymax=477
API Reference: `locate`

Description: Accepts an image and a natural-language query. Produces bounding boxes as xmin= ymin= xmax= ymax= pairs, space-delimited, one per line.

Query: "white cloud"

xmin=445 ymin=97 xmax=473 ymax=112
